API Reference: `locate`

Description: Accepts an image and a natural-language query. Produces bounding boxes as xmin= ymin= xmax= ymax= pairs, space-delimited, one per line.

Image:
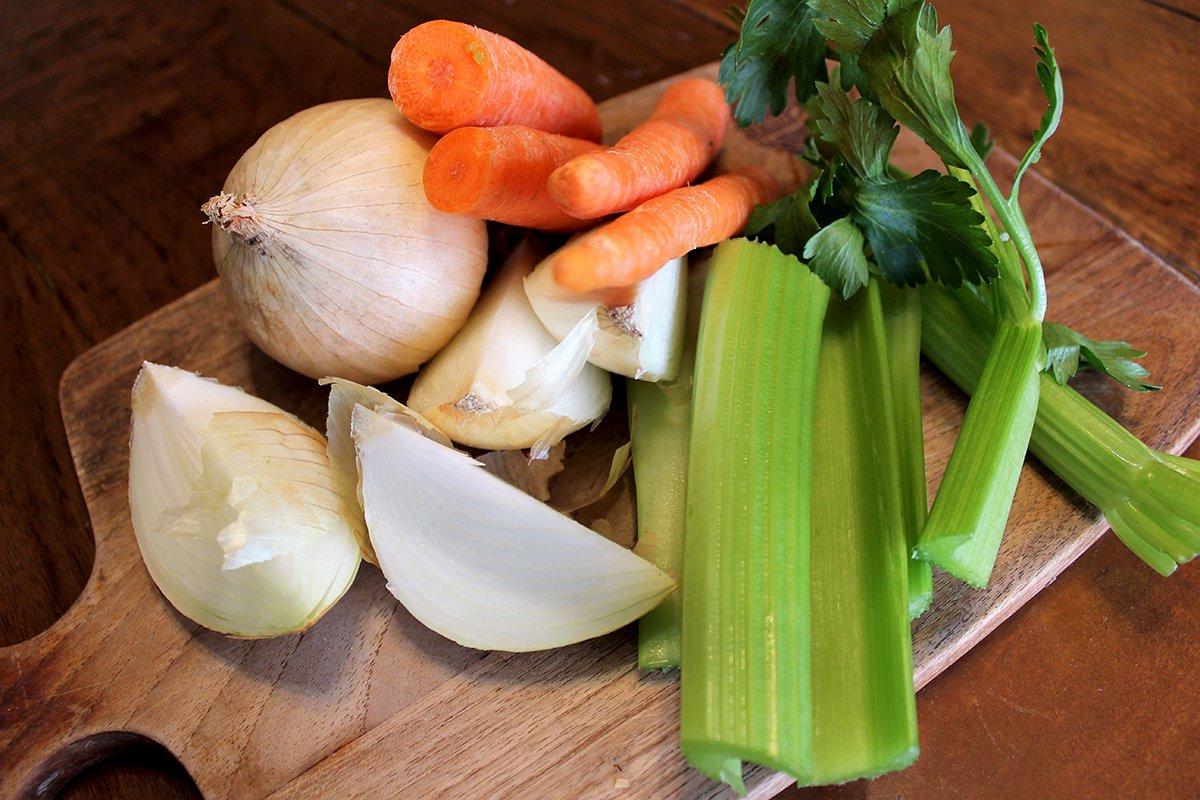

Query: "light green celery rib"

xmin=797 ymin=280 xmax=919 ymax=786
xmin=680 ymin=238 xmax=830 ymax=792
xmin=922 ymin=286 xmax=1200 ymax=576
xmin=630 ymin=276 xmax=700 ymax=671
xmin=880 ymin=283 xmax=932 ymax=618
xmin=915 ymin=318 xmax=1041 ymax=587
xmin=915 ymin=165 xmax=1043 ymax=588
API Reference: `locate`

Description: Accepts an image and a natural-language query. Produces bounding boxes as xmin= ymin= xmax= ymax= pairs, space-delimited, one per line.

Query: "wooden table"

xmin=1 ymin=1 xmax=1196 ymax=797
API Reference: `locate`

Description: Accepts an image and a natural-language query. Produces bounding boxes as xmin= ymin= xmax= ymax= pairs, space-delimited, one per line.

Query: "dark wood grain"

xmin=0 ymin=1 xmax=1196 ymax=798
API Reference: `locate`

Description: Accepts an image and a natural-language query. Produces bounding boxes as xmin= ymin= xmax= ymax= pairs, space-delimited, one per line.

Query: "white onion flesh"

xmin=351 ymin=406 xmax=674 ymax=651
xmin=407 ymin=239 xmax=611 ymax=455
xmin=206 ymin=99 xmax=488 ymax=384
xmin=129 ymin=363 xmax=362 ymax=637
xmin=323 ymin=375 xmax=452 ymax=562
xmin=525 ymin=254 xmax=687 ymax=381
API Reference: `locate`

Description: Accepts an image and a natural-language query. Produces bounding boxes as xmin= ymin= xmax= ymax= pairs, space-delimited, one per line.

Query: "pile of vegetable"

xmin=125 ymin=3 xmax=1200 ymax=792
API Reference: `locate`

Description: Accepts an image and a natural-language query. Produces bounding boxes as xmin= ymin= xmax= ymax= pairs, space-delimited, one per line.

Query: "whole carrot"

xmin=548 ymin=167 xmax=781 ymax=294
xmin=390 ymin=20 xmax=602 ymax=141
xmin=548 ymin=78 xmax=731 ymax=219
xmin=424 ymin=125 xmax=603 ymax=230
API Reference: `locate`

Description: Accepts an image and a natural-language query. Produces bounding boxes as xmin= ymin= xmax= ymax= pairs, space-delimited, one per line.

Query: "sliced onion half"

xmin=351 ymin=405 xmax=674 ymax=651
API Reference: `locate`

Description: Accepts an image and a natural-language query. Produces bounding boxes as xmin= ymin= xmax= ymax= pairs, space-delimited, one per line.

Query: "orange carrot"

xmin=389 ymin=20 xmax=602 ymax=141
xmin=548 ymin=167 xmax=782 ymax=294
xmin=423 ymin=125 xmax=604 ymax=230
xmin=548 ymin=78 xmax=731 ymax=219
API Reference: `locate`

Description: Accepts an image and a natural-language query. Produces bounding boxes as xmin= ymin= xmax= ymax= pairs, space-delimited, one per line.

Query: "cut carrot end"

xmin=390 ymin=20 xmax=490 ymax=133
xmin=422 ymin=128 xmax=495 ymax=214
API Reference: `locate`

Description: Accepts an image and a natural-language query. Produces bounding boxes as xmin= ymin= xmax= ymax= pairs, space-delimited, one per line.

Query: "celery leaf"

xmin=746 ymin=188 xmax=821 ymax=257
xmin=1042 ymin=322 xmax=1160 ymax=392
xmin=719 ymin=0 xmax=830 ymax=125
xmin=804 ymin=216 xmax=872 ymax=298
xmin=811 ymin=0 xmax=887 ymax=54
xmin=854 ymin=170 xmax=998 ymax=287
xmin=812 ymin=82 xmax=898 ymax=181
xmin=858 ymin=1 xmax=973 ymax=167
xmin=1012 ymin=24 xmax=1063 ymax=194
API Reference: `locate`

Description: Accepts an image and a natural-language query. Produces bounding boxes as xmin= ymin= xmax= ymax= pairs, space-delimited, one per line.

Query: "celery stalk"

xmin=630 ymin=278 xmax=699 ymax=671
xmin=881 ymin=283 xmax=933 ymax=617
xmin=800 ymin=280 xmax=919 ymax=785
xmin=680 ymin=239 xmax=830 ymax=790
xmin=915 ymin=318 xmax=1041 ymax=587
xmin=922 ymin=286 xmax=1200 ymax=575
xmin=915 ymin=163 xmax=1043 ymax=588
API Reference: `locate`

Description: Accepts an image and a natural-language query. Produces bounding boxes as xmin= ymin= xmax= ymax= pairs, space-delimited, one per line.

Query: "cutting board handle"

xmin=0 ymin=544 xmax=190 ymax=798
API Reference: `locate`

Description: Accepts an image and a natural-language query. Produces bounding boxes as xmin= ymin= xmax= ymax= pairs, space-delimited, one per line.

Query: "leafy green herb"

xmin=719 ymin=0 xmax=829 ymax=125
xmin=804 ymin=216 xmax=872 ymax=298
xmin=745 ymin=187 xmax=820 ymax=256
xmin=812 ymin=81 xmax=897 ymax=181
xmin=1012 ymin=23 xmax=1063 ymax=194
xmin=858 ymin=1 xmax=974 ymax=167
xmin=752 ymin=83 xmax=998 ymax=293
xmin=1042 ymin=322 xmax=1159 ymax=392
xmin=854 ymin=170 xmax=997 ymax=287
xmin=811 ymin=0 xmax=887 ymax=54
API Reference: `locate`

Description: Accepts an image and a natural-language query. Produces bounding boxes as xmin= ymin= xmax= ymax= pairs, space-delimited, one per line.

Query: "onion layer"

xmin=351 ymin=406 xmax=674 ymax=651
xmin=407 ymin=239 xmax=611 ymax=456
xmin=525 ymin=254 xmax=687 ymax=381
xmin=129 ymin=363 xmax=362 ymax=638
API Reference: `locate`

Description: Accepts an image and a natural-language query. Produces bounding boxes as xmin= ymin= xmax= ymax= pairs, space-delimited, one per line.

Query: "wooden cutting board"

xmin=3 ymin=64 xmax=1199 ymax=800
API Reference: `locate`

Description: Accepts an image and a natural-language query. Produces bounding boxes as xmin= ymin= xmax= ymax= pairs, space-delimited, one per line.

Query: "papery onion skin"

xmin=351 ymin=406 xmax=674 ymax=652
xmin=206 ymin=99 xmax=488 ymax=384
xmin=129 ymin=363 xmax=362 ymax=638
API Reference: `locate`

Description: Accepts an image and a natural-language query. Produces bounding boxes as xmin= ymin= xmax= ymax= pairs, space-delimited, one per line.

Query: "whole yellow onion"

xmin=203 ymin=99 xmax=488 ymax=383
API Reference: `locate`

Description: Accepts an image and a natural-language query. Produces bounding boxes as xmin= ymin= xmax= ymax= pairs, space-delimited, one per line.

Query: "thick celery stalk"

xmin=922 ymin=286 xmax=1200 ymax=575
xmin=800 ymin=280 xmax=919 ymax=785
xmin=630 ymin=284 xmax=699 ymax=671
xmin=880 ymin=284 xmax=932 ymax=617
xmin=680 ymin=239 xmax=830 ymax=791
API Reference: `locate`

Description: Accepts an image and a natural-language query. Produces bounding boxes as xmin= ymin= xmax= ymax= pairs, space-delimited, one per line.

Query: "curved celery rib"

xmin=881 ymin=284 xmax=933 ymax=618
xmin=680 ymin=239 xmax=830 ymax=791
xmin=630 ymin=293 xmax=698 ymax=671
xmin=922 ymin=286 xmax=1200 ymax=575
xmin=799 ymin=280 xmax=918 ymax=786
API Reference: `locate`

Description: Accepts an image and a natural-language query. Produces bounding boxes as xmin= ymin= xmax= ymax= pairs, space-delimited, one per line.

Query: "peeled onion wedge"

xmin=351 ymin=405 xmax=674 ymax=651
xmin=322 ymin=376 xmax=451 ymax=563
xmin=407 ymin=239 xmax=611 ymax=457
xmin=525 ymin=254 xmax=686 ymax=381
xmin=129 ymin=363 xmax=362 ymax=638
